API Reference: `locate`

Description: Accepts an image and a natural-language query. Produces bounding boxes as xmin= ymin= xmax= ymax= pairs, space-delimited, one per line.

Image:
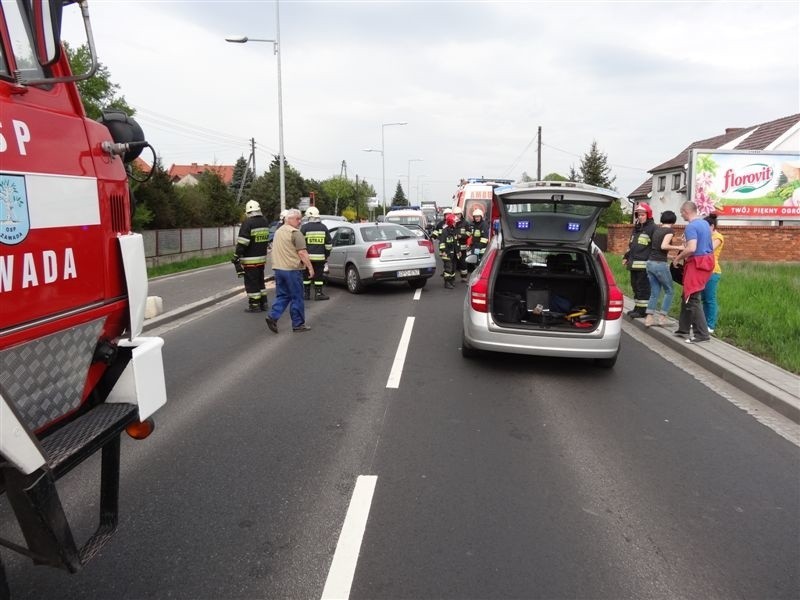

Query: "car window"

xmin=333 ymin=227 xmax=355 ymax=246
xmin=505 ymin=201 xmax=597 ymax=217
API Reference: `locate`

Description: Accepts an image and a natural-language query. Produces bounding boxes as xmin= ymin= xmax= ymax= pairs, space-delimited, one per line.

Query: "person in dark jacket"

xmin=438 ymin=213 xmax=459 ymax=288
xmin=623 ymin=202 xmax=656 ymax=318
xmin=300 ymin=206 xmax=332 ymax=300
xmin=453 ymin=206 xmax=470 ymax=281
xmin=234 ymin=200 xmax=270 ymax=312
xmin=431 ymin=207 xmax=452 ymax=240
xmin=468 ymin=207 xmax=490 ymax=267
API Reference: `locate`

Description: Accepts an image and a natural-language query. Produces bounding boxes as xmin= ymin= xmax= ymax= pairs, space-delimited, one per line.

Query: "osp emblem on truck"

xmin=0 ymin=173 xmax=30 ymax=245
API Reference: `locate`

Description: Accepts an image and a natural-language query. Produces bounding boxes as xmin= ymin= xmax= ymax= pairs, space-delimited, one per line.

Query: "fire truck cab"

xmin=0 ymin=0 xmax=166 ymax=587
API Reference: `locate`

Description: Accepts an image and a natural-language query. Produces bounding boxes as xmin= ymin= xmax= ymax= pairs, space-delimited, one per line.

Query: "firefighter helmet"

xmin=472 ymin=208 xmax=484 ymax=218
xmin=245 ymin=200 xmax=261 ymax=214
xmin=442 ymin=207 xmax=452 ymax=215
xmin=635 ymin=202 xmax=652 ymax=219
xmin=452 ymin=206 xmax=463 ymax=215
xmin=305 ymin=206 xmax=320 ymax=218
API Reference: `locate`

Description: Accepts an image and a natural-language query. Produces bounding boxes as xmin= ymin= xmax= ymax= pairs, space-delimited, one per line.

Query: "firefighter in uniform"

xmin=438 ymin=213 xmax=459 ymax=288
xmin=300 ymin=206 xmax=332 ymax=301
xmin=431 ymin=207 xmax=452 ymax=240
xmin=453 ymin=206 xmax=470 ymax=281
xmin=234 ymin=200 xmax=270 ymax=312
xmin=623 ymin=202 xmax=656 ymax=318
xmin=468 ymin=207 xmax=490 ymax=267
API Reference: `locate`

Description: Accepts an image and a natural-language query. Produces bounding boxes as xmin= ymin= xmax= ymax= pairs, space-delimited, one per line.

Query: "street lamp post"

xmin=381 ymin=122 xmax=407 ymax=213
xmin=407 ymin=158 xmax=422 ymax=205
xmin=225 ymin=1 xmax=286 ymax=212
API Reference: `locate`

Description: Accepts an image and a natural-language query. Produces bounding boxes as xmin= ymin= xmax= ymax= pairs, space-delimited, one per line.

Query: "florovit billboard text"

xmin=689 ymin=149 xmax=800 ymax=219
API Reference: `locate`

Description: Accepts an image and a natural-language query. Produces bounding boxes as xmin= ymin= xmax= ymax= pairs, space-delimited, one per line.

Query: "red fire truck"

xmin=0 ymin=0 xmax=166 ymax=587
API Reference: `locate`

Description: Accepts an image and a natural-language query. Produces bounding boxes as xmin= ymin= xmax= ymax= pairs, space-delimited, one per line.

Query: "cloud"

xmin=60 ymin=1 xmax=799 ymax=204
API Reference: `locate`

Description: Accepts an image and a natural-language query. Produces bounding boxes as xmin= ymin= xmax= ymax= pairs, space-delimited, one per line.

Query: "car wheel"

xmin=408 ymin=278 xmax=427 ymax=290
xmin=461 ymin=331 xmax=479 ymax=358
xmin=594 ymin=350 xmax=619 ymax=369
xmin=346 ymin=265 xmax=364 ymax=294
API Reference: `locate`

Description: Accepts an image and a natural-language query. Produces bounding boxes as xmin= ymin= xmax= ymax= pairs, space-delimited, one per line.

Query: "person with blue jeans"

xmin=701 ymin=213 xmax=724 ymax=333
xmin=644 ymin=210 xmax=683 ymax=327
xmin=265 ymin=209 xmax=314 ymax=333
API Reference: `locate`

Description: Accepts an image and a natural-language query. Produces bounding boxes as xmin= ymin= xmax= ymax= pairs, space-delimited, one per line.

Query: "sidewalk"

xmin=143 ymin=266 xmax=800 ymax=425
xmin=622 ymin=298 xmax=800 ymax=424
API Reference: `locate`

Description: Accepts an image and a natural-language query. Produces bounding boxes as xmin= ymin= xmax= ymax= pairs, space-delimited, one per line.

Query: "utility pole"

xmin=355 ymin=174 xmax=360 ymax=220
xmin=236 ymin=137 xmax=258 ymax=204
xmin=537 ymin=126 xmax=542 ymax=181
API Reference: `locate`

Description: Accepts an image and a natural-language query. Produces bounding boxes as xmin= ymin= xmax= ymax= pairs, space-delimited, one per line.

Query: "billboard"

xmin=689 ymin=149 xmax=800 ymax=219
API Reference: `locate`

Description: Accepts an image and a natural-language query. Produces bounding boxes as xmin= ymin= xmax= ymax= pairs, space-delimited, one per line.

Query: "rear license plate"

xmin=397 ymin=269 xmax=420 ymax=277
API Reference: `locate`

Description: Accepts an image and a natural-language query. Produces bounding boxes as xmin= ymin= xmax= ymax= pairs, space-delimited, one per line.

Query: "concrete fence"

xmin=142 ymin=226 xmax=239 ymax=268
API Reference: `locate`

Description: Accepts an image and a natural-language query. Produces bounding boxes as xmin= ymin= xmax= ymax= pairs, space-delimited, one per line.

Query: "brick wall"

xmin=607 ymin=224 xmax=800 ymax=262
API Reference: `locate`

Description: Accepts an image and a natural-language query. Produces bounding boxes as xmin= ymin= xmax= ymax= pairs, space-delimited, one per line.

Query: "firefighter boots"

xmin=245 ymin=300 xmax=261 ymax=313
xmin=314 ymin=286 xmax=330 ymax=301
xmin=260 ymin=296 xmax=269 ymax=312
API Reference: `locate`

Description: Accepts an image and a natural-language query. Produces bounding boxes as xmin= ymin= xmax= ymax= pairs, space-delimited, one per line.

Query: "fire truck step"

xmin=40 ymin=403 xmax=138 ymax=478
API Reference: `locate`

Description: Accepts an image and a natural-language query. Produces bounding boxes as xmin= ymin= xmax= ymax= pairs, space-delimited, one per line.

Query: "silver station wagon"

xmin=461 ymin=181 xmax=625 ymax=368
xmin=327 ymin=222 xmax=437 ymax=293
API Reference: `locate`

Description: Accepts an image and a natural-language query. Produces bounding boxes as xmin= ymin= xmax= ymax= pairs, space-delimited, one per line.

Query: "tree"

xmin=63 ymin=42 xmax=134 ymax=120
xmin=321 ymin=176 xmax=354 ymax=216
xmin=568 ymin=165 xmax=581 ymax=182
xmin=197 ymin=171 xmax=239 ymax=226
xmin=132 ymin=158 xmax=178 ymax=229
xmin=579 ymin=141 xmax=616 ymax=189
xmin=249 ymin=156 xmax=305 ymax=220
xmin=520 ymin=171 xmax=534 ymax=182
xmin=543 ymin=172 xmax=568 ymax=181
xmin=391 ymin=180 xmax=408 ymax=206
xmin=230 ymin=156 xmax=255 ymax=203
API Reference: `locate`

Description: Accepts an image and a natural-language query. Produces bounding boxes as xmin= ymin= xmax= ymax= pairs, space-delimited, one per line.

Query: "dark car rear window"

xmin=361 ymin=225 xmax=413 ymax=241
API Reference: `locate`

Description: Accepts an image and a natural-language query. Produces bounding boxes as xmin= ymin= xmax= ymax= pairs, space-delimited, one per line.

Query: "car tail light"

xmin=596 ymin=252 xmax=623 ymax=320
xmin=468 ymin=248 xmax=497 ymax=313
xmin=418 ymin=239 xmax=434 ymax=253
xmin=366 ymin=242 xmax=392 ymax=258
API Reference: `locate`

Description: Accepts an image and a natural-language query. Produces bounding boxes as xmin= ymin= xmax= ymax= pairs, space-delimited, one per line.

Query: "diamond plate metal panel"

xmin=0 ymin=319 xmax=104 ymax=432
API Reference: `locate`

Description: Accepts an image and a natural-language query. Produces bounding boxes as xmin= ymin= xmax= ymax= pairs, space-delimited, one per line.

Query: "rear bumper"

xmin=463 ymin=302 xmax=621 ymax=358
xmin=364 ymin=262 xmax=437 ymax=283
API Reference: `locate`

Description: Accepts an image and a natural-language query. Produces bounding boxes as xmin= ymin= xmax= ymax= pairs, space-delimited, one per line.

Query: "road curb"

xmin=143 ymin=286 xmax=244 ymax=332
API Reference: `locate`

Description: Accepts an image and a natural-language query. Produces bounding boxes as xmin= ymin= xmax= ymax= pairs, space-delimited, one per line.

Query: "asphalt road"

xmin=3 ymin=277 xmax=799 ymax=599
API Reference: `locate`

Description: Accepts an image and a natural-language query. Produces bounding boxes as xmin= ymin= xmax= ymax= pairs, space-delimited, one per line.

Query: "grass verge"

xmin=147 ymin=253 xmax=231 ymax=279
xmin=605 ymin=254 xmax=800 ymax=374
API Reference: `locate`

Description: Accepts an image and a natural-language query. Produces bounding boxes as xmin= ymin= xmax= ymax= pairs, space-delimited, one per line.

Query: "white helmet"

xmin=245 ymin=200 xmax=261 ymax=214
xmin=452 ymin=206 xmax=463 ymax=215
xmin=472 ymin=208 xmax=484 ymax=218
xmin=305 ymin=206 xmax=320 ymax=218
xmin=443 ymin=207 xmax=452 ymax=215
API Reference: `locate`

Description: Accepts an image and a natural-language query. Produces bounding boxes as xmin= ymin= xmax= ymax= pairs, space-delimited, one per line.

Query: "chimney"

xmin=724 ymin=128 xmax=742 ymax=134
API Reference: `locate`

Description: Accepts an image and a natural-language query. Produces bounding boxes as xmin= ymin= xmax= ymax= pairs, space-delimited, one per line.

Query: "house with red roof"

xmin=168 ymin=163 xmax=235 ymax=187
xmin=628 ymin=113 xmax=800 ymax=222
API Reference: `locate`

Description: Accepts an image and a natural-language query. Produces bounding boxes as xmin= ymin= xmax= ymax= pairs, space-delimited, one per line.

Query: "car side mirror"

xmin=465 ymin=254 xmax=478 ymax=265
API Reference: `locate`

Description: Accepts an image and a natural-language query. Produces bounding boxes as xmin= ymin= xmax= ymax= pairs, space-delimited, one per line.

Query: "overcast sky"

xmin=62 ymin=1 xmax=799 ymax=207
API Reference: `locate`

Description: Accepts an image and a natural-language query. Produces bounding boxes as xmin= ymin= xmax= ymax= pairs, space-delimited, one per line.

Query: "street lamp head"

xmin=382 ymin=121 xmax=408 ymax=127
xmin=225 ymin=36 xmax=248 ymax=43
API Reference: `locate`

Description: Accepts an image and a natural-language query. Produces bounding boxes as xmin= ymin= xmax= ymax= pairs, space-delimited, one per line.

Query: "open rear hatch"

xmin=490 ymin=182 xmax=622 ymax=330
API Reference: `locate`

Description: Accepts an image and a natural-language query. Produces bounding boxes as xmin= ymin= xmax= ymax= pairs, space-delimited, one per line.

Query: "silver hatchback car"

xmin=327 ymin=222 xmax=437 ymax=293
xmin=461 ymin=181 xmax=625 ymax=368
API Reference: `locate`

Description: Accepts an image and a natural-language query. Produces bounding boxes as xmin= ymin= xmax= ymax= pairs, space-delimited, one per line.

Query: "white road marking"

xmin=320 ymin=475 xmax=378 ymax=600
xmin=413 ymin=288 xmax=422 ymax=300
xmin=386 ymin=316 xmax=415 ymax=389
